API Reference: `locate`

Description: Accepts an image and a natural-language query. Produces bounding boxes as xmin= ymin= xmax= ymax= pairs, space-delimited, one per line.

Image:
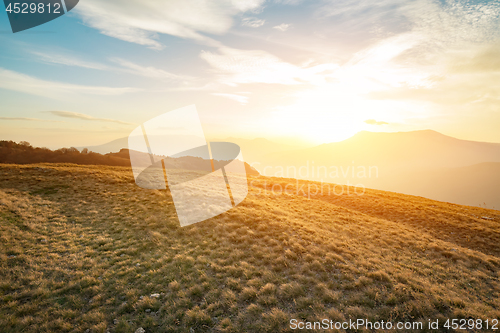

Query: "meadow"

xmin=0 ymin=163 xmax=499 ymax=332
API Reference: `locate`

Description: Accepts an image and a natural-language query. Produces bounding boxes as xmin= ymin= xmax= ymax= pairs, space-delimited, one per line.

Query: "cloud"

xmin=368 ymin=71 xmax=500 ymax=105
xmin=364 ymin=119 xmax=389 ymax=125
xmin=241 ymin=17 xmax=265 ymax=28
xmin=273 ymin=23 xmax=290 ymax=31
xmin=274 ymin=0 xmax=304 ymax=4
xmin=110 ymin=58 xmax=195 ymax=82
xmin=320 ymin=0 xmax=500 ymax=114
xmin=316 ymin=0 xmax=500 ymax=66
xmin=29 ymin=50 xmax=196 ymax=84
xmin=449 ymin=44 xmax=500 ymax=74
xmin=75 ymin=0 xmax=266 ymax=48
xmin=211 ymin=93 xmax=249 ymax=105
xmin=200 ymin=46 xmax=338 ymax=86
xmin=0 ymin=68 xmax=140 ymax=99
xmin=45 ymin=111 xmax=135 ymax=125
xmin=0 ymin=117 xmax=62 ymax=122
xmin=31 ymin=51 xmax=109 ymax=70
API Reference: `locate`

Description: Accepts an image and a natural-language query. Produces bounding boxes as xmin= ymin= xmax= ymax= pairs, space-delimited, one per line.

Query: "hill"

xmin=267 ymin=130 xmax=500 ymax=169
xmin=0 ymin=163 xmax=499 ymax=332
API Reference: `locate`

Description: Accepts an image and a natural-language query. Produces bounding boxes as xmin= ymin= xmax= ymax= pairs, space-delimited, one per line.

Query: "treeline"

xmin=0 ymin=141 xmax=260 ymax=175
xmin=0 ymin=141 xmax=130 ymax=166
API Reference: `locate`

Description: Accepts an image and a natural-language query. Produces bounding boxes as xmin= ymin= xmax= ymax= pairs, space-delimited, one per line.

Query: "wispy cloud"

xmin=0 ymin=68 xmax=140 ymax=99
xmin=241 ymin=17 xmax=265 ymax=28
xmin=365 ymin=119 xmax=389 ymax=125
xmin=76 ymin=0 xmax=266 ymax=48
xmin=31 ymin=51 xmax=109 ymax=70
xmin=200 ymin=46 xmax=338 ymax=86
xmin=110 ymin=58 xmax=195 ymax=82
xmin=0 ymin=117 xmax=62 ymax=122
xmin=44 ymin=111 xmax=135 ymax=125
xmin=211 ymin=93 xmax=249 ymax=105
xmin=273 ymin=23 xmax=290 ymax=31
xmin=29 ymin=50 xmax=196 ymax=84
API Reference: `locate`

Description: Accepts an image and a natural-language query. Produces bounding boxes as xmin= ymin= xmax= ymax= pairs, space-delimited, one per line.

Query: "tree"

xmin=19 ymin=141 xmax=31 ymax=148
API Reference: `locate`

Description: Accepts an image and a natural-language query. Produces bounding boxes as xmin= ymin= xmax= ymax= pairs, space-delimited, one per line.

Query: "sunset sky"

xmin=0 ymin=0 xmax=499 ymax=148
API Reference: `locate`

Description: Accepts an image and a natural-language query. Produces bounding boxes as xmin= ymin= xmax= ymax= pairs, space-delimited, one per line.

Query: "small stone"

xmin=135 ymin=328 xmax=145 ymax=333
xmin=150 ymin=293 xmax=160 ymax=298
xmin=145 ymin=309 xmax=151 ymax=313
xmin=113 ymin=319 xmax=118 ymax=325
xmin=120 ymin=254 xmax=125 ymax=257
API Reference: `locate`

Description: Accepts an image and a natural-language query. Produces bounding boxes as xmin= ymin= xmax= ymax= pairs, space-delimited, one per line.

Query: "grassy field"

xmin=0 ymin=163 xmax=499 ymax=332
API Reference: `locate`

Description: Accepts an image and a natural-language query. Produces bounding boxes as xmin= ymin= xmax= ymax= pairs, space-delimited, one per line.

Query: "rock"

xmin=145 ymin=309 xmax=151 ymax=313
xmin=135 ymin=328 xmax=145 ymax=333
xmin=113 ymin=319 xmax=118 ymax=325
xmin=150 ymin=293 xmax=160 ymax=298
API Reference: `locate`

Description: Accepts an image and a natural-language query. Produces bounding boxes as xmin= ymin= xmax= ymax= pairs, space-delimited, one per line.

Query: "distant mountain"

xmin=267 ymin=130 xmax=500 ymax=170
xmin=78 ymin=135 xmax=207 ymax=155
xmin=77 ymin=137 xmax=129 ymax=154
xmin=73 ymin=130 xmax=500 ymax=208
xmin=385 ymin=162 xmax=500 ymax=209
xmin=217 ymin=137 xmax=298 ymax=164
xmin=259 ymin=130 xmax=500 ymax=209
xmin=79 ymin=136 xmax=298 ymax=166
xmin=109 ymin=149 xmax=259 ymax=176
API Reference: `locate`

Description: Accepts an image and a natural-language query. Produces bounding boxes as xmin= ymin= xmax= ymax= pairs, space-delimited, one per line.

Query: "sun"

xmin=267 ymin=86 xmax=376 ymax=143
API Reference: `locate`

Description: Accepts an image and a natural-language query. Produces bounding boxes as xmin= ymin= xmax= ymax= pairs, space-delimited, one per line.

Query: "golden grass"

xmin=0 ymin=163 xmax=499 ymax=332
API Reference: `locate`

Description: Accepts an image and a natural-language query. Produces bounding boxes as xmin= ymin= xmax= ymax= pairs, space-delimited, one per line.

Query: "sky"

xmin=0 ymin=0 xmax=499 ymax=148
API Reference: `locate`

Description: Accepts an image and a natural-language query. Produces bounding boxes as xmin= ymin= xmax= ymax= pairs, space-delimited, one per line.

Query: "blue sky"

xmin=0 ymin=0 xmax=499 ymax=148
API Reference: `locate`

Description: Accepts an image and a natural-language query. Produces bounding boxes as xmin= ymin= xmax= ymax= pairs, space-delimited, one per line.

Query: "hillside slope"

xmin=0 ymin=164 xmax=499 ymax=332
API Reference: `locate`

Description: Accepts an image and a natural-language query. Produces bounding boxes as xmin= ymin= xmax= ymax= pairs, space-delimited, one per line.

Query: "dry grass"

xmin=0 ymin=164 xmax=499 ymax=332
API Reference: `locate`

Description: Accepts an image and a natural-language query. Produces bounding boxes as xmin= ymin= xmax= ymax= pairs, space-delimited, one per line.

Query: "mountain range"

xmin=81 ymin=130 xmax=500 ymax=209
